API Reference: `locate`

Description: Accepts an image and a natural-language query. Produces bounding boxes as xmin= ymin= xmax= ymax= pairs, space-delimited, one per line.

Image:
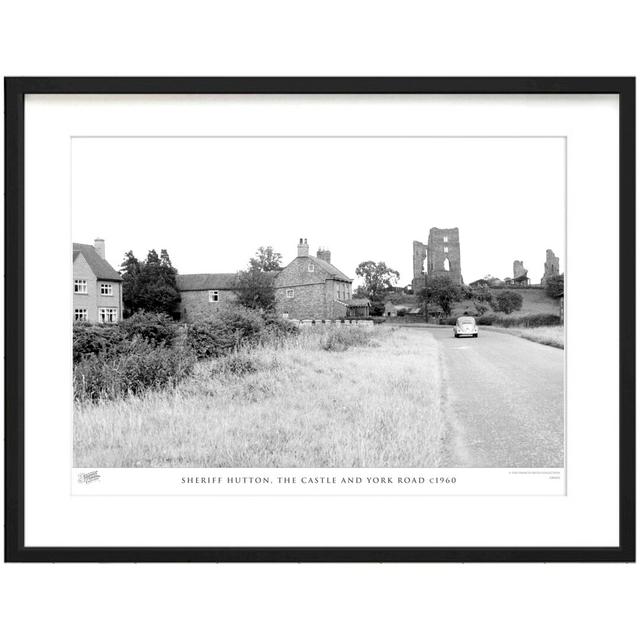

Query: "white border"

xmin=24 ymin=94 xmax=619 ymax=547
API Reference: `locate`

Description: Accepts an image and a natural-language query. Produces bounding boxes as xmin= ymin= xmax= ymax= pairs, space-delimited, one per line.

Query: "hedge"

xmin=73 ymin=341 xmax=195 ymax=402
xmin=477 ymin=313 xmax=561 ymax=327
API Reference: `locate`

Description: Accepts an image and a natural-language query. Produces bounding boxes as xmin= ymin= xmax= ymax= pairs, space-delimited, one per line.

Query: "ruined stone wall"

xmin=513 ymin=260 xmax=527 ymax=279
xmin=411 ymin=240 xmax=428 ymax=293
xmin=427 ymin=227 xmax=462 ymax=284
xmin=541 ymin=249 xmax=560 ymax=284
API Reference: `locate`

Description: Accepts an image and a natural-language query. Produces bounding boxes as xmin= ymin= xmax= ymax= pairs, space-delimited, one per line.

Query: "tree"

xmin=495 ymin=290 xmax=523 ymax=315
xmin=472 ymin=289 xmax=495 ymax=316
xmin=354 ymin=261 xmax=400 ymax=302
xmin=249 ymin=246 xmax=283 ymax=272
xmin=417 ymin=275 xmax=462 ymax=320
xmin=235 ymin=269 xmax=276 ymax=311
xmin=120 ymin=248 xmax=181 ymax=318
xmin=120 ymin=250 xmax=141 ymax=318
xmin=545 ymin=274 xmax=564 ymax=299
xmin=234 ymin=247 xmax=279 ymax=312
xmin=469 ymin=278 xmax=490 ymax=288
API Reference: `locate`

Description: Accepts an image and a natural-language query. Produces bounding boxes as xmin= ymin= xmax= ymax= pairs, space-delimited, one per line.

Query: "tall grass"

xmin=74 ymin=325 xmax=446 ymax=468
xmin=510 ymin=326 xmax=564 ymax=349
xmin=73 ymin=308 xmax=298 ymax=402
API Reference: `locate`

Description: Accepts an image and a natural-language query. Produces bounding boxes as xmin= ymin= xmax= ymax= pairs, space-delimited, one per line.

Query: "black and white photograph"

xmin=71 ymin=135 xmax=565 ymax=471
xmin=2 ymin=2 xmax=639 ymax=638
xmin=6 ymin=77 xmax=632 ymax=563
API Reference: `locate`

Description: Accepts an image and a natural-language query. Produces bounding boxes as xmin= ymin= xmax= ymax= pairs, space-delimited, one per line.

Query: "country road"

xmin=414 ymin=326 xmax=564 ymax=467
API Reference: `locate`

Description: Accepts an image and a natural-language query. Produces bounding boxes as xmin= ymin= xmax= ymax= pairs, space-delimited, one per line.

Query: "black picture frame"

xmin=4 ymin=77 xmax=635 ymax=563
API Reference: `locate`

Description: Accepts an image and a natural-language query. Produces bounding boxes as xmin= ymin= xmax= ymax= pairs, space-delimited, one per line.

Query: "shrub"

xmin=478 ymin=313 xmax=561 ymax=328
xmin=185 ymin=321 xmax=241 ymax=359
xmin=184 ymin=307 xmax=266 ymax=359
xmin=211 ymin=352 xmax=260 ymax=377
xmin=264 ymin=314 xmax=300 ymax=337
xmin=509 ymin=313 xmax=560 ymax=328
xmin=545 ymin=274 xmax=564 ymax=298
xmin=120 ymin=311 xmax=178 ymax=346
xmin=73 ymin=341 xmax=195 ymax=402
xmin=370 ymin=301 xmax=386 ymax=317
xmin=73 ymin=322 xmax=125 ymax=363
xmin=320 ymin=327 xmax=372 ymax=352
xmin=495 ymin=291 xmax=524 ymax=314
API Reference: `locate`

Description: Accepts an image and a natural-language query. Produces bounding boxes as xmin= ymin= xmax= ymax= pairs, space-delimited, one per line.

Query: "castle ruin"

xmin=511 ymin=260 xmax=530 ymax=285
xmin=541 ymin=249 xmax=560 ymax=285
xmin=412 ymin=227 xmax=463 ymax=291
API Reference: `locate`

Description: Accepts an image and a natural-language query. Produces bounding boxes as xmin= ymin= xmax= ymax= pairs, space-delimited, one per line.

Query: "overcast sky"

xmin=72 ymin=136 xmax=565 ymax=286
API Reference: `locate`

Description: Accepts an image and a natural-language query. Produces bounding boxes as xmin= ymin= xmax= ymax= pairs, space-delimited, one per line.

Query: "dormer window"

xmin=308 ymin=263 xmax=315 ymax=272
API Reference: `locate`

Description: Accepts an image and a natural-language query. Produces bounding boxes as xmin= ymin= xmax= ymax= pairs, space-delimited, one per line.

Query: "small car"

xmin=454 ymin=315 xmax=478 ymax=338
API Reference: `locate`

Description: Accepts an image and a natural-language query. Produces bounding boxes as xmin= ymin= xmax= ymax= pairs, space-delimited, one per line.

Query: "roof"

xmin=176 ymin=271 xmax=278 ymax=291
xmin=348 ymin=298 xmax=371 ymax=307
xmin=73 ymin=243 xmax=122 ymax=281
xmin=308 ymin=256 xmax=352 ymax=282
xmin=176 ymin=273 xmax=238 ymax=291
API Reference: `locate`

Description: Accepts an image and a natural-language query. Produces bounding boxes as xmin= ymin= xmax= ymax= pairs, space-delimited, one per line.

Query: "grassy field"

xmin=74 ymin=326 xmax=446 ymax=468
xmin=483 ymin=325 xmax=564 ymax=349
xmin=451 ymin=287 xmax=560 ymax=318
xmin=509 ymin=326 xmax=564 ymax=349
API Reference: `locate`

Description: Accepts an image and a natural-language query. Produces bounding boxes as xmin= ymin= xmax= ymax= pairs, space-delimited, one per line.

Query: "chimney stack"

xmin=94 ymin=238 xmax=106 ymax=260
xmin=297 ymin=237 xmax=309 ymax=257
xmin=316 ymin=248 xmax=331 ymax=263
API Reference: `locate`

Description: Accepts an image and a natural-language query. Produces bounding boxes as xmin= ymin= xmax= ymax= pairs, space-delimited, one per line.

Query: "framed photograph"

xmin=5 ymin=77 xmax=635 ymax=562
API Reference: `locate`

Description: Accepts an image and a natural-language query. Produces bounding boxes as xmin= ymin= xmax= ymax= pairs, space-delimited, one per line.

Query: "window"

xmin=98 ymin=307 xmax=118 ymax=323
xmin=308 ymin=263 xmax=315 ymax=272
xmin=208 ymin=290 xmax=219 ymax=302
xmin=286 ymin=288 xmax=295 ymax=299
xmin=443 ymin=258 xmax=451 ymax=272
xmin=443 ymin=236 xmax=448 ymax=243
xmin=444 ymin=246 xmax=449 ymax=253
xmin=74 ymin=309 xmax=88 ymax=322
xmin=74 ymin=279 xmax=87 ymax=294
xmin=100 ymin=283 xmax=113 ymax=296
xmin=282 ymin=312 xmax=289 ymax=320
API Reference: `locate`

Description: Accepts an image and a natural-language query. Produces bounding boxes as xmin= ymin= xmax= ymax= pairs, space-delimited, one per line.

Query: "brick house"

xmin=175 ymin=273 xmax=239 ymax=321
xmin=73 ymin=239 xmax=123 ymax=323
xmin=176 ymin=239 xmax=361 ymax=321
xmin=274 ymin=239 xmax=355 ymax=320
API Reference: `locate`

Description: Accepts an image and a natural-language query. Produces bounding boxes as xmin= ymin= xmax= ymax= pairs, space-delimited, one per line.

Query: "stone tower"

xmin=411 ymin=241 xmax=428 ymax=292
xmin=541 ymin=249 xmax=560 ymax=284
xmin=412 ymin=228 xmax=463 ymax=290
xmin=426 ymin=227 xmax=463 ymax=285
